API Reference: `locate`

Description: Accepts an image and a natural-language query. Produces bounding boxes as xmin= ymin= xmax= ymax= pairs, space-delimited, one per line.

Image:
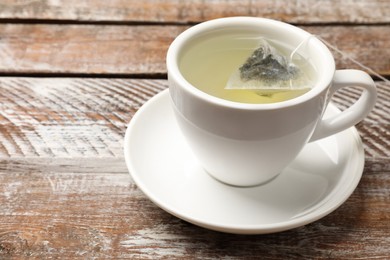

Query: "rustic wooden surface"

xmin=0 ymin=1 xmax=389 ymax=259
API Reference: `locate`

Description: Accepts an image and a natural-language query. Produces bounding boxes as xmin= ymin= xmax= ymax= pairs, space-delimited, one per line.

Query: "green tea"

xmin=179 ymin=33 xmax=317 ymax=104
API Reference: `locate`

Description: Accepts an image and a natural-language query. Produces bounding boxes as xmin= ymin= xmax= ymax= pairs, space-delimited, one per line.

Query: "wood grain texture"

xmin=0 ymin=161 xmax=388 ymax=259
xmin=0 ymin=158 xmax=389 ymax=259
xmin=0 ymin=78 xmax=166 ymax=157
xmin=0 ymin=78 xmax=388 ymax=161
xmin=0 ymin=1 xmax=389 ymax=258
xmin=0 ymin=0 xmax=389 ymax=24
xmin=332 ymin=81 xmax=390 ymax=161
xmin=0 ymin=24 xmax=389 ymax=75
xmin=0 ymin=24 xmax=184 ymax=75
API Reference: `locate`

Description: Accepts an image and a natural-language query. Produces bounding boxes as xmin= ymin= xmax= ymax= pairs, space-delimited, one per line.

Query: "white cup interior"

xmin=167 ymin=17 xmax=336 ymax=108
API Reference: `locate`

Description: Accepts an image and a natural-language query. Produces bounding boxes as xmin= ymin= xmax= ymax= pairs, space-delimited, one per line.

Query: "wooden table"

xmin=0 ymin=1 xmax=389 ymax=259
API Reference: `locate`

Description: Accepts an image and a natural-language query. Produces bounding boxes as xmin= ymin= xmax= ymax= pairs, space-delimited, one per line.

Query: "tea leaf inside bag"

xmin=225 ymin=39 xmax=313 ymax=95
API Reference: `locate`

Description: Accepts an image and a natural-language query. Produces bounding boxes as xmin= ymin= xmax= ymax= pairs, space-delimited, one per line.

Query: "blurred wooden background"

xmin=0 ymin=1 xmax=389 ymax=259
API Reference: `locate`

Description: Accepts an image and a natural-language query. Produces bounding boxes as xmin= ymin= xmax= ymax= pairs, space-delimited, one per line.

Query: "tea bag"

xmin=225 ymin=38 xmax=312 ymax=95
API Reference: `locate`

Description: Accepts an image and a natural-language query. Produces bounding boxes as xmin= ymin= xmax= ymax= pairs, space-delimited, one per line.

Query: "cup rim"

xmin=166 ymin=17 xmax=335 ymax=110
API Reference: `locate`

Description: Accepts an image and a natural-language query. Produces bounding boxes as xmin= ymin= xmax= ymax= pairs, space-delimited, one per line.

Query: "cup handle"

xmin=309 ymin=69 xmax=377 ymax=142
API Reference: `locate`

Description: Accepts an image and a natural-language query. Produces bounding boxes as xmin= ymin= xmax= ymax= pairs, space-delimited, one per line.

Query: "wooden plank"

xmin=0 ymin=78 xmax=167 ymax=157
xmin=332 ymin=81 xmax=390 ymax=161
xmin=0 ymin=158 xmax=389 ymax=258
xmin=0 ymin=24 xmax=389 ymax=76
xmin=0 ymin=24 xmax=185 ymax=75
xmin=305 ymin=26 xmax=390 ymax=77
xmin=0 ymin=0 xmax=389 ymax=24
xmin=0 ymin=78 xmax=388 ymax=164
xmin=0 ymin=76 xmax=388 ymax=258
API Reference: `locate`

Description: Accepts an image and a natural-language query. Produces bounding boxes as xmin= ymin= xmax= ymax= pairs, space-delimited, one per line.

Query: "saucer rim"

xmin=124 ymin=89 xmax=364 ymax=234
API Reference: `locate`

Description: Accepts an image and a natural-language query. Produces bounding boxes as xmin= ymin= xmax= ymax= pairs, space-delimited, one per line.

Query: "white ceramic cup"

xmin=167 ymin=17 xmax=376 ymax=187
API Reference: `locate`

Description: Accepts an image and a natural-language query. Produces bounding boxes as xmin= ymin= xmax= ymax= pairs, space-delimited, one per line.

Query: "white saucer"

xmin=124 ymin=90 xmax=364 ymax=234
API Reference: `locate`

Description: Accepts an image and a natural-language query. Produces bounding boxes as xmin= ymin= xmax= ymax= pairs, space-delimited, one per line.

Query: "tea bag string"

xmin=287 ymin=35 xmax=314 ymax=89
xmin=316 ymin=35 xmax=389 ymax=83
xmin=289 ymin=35 xmax=314 ymax=62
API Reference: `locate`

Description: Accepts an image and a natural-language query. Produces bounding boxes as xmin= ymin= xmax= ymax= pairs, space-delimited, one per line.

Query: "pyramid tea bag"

xmin=225 ymin=38 xmax=314 ymax=96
